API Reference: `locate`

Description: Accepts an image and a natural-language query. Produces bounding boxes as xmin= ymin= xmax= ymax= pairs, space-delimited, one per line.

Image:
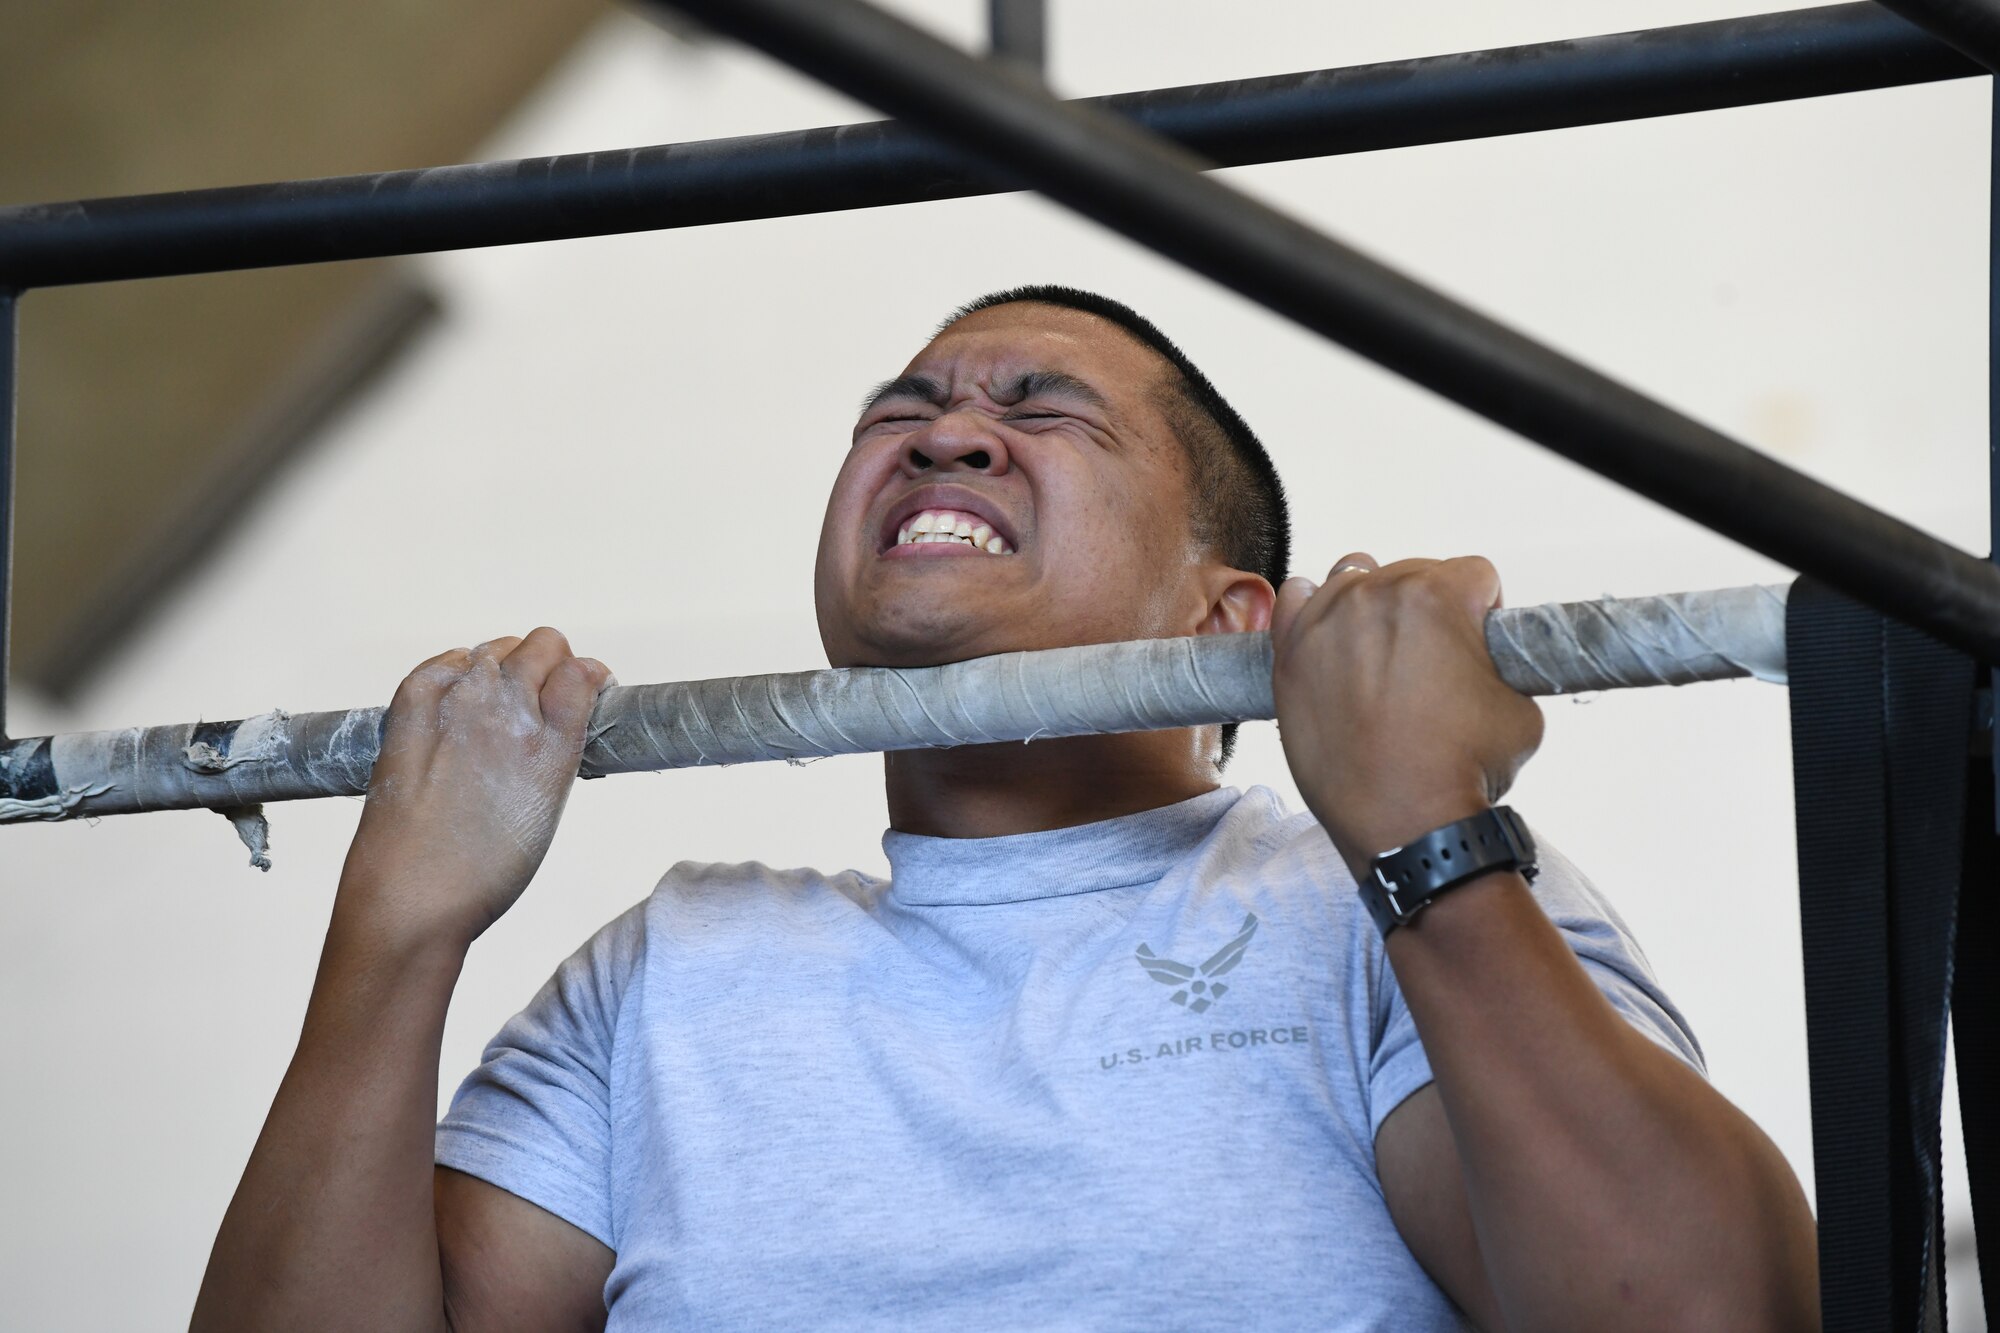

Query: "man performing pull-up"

xmin=193 ymin=287 xmax=1818 ymax=1330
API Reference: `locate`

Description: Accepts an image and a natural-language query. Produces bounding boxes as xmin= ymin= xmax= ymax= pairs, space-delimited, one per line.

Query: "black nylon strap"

xmin=1954 ymin=754 xmax=1997 ymax=1322
xmin=1788 ymin=578 xmax=1973 ymax=1331
xmin=1882 ymin=605 xmax=1972 ymax=1332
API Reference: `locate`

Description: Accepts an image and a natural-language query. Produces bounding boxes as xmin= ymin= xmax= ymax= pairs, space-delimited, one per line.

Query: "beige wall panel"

xmin=0 ymin=0 xmax=605 ymax=694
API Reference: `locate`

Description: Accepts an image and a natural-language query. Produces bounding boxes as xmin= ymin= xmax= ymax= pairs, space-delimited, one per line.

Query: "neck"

xmin=884 ymin=728 xmax=1220 ymax=839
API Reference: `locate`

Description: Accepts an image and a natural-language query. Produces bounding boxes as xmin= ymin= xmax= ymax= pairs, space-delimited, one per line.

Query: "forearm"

xmin=192 ymin=889 xmax=469 ymax=1333
xmin=1387 ymin=872 xmax=1817 ymax=1332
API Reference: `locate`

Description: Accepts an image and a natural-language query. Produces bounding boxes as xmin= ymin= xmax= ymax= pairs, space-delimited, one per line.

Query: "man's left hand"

xmin=1269 ymin=553 xmax=1544 ymax=877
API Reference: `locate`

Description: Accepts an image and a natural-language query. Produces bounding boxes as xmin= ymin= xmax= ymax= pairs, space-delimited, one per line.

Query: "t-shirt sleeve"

xmin=435 ymin=897 xmax=648 ymax=1249
xmin=1367 ymin=833 xmax=1706 ymax=1140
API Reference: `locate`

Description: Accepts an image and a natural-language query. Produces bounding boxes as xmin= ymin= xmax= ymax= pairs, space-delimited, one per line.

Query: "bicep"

xmin=435 ymin=1166 xmax=614 ymax=1333
xmin=1375 ymin=1084 xmax=1505 ymax=1333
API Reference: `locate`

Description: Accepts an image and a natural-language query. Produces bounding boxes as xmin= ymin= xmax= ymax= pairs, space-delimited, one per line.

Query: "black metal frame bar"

xmin=0 ymin=291 xmax=15 ymax=738
xmin=0 ymin=5 xmax=1974 ymax=289
xmin=1878 ymin=0 xmax=2000 ymax=69
xmin=988 ymin=0 xmax=1046 ymax=76
xmin=1992 ymin=81 xmax=2000 ymax=828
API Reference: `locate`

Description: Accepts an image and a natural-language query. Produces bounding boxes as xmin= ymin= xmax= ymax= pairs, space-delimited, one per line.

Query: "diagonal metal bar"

xmin=1875 ymin=0 xmax=2000 ymax=71
xmin=0 ymin=6 xmax=1975 ymax=289
xmin=657 ymin=0 xmax=2000 ymax=665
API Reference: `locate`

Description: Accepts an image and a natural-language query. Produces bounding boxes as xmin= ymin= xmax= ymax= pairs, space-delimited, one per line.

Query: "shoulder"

xmin=1211 ymin=789 xmax=1654 ymax=932
xmin=1516 ymin=829 xmax=1706 ymax=1070
xmin=1181 ymin=787 xmax=1380 ymax=969
xmin=1518 ymin=829 xmax=1663 ymax=973
xmin=1203 ymin=784 xmax=1358 ymax=892
xmin=522 ymin=861 xmax=887 ymax=1030
xmin=634 ymin=859 xmax=890 ymax=950
xmin=647 ymin=858 xmax=886 ymax=910
xmin=544 ymin=860 xmax=883 ymax=988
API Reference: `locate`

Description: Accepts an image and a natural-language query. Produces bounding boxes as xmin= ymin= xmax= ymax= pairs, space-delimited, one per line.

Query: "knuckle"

xmin=399 ymin=651 xmax=469 ymax=694
xmin=1452 ymin=554 xmax=1498 ymax=579
xmin=1443 ymin=555 xmax=1499 ymax=594
xmin=1401 ymin=572 xmax=1456 ymax=611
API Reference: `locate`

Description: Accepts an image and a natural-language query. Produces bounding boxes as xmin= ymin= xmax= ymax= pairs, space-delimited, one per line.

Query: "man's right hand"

xmin=193 ymin=625 xmax=616 ymax=1333
xmin=337 ymin=626 xmax=614 ymax=948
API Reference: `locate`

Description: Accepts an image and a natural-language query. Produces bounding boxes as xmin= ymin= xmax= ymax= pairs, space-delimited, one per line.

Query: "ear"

xmin=1194 ymin=567 xmax=1276 ymax=636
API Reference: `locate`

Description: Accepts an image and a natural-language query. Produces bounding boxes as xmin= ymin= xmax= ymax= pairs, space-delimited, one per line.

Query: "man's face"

xmin=815 ymin=303 xmax=1209 ymax=668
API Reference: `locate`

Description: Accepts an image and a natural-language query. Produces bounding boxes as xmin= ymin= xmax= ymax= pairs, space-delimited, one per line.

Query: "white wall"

xmin=1 ymin=2 xmax=1988 ymax=1325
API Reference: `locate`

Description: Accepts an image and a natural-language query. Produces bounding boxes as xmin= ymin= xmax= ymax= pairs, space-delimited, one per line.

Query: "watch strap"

xmin=1358 ymin=805 xmax=1538 ymax=937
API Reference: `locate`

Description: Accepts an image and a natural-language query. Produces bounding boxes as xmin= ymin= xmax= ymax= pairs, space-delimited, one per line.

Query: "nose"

xmin=901 ymin=409 xmax=1010 ymax=477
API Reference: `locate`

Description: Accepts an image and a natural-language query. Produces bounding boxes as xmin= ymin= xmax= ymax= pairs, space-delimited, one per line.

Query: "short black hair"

xmin=942 ymin=285 xmax=1291 ymax=767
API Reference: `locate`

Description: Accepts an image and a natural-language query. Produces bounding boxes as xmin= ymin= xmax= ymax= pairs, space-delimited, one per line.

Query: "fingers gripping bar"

xmin=0 ymin=585 xmax=1789 ymax=826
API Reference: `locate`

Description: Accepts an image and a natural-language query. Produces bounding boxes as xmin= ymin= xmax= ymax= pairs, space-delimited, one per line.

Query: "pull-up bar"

xmin=656 ymin=0 xmax=2000 ymax=668
xmin=0 ymin=587 xmax=1785 ymax=835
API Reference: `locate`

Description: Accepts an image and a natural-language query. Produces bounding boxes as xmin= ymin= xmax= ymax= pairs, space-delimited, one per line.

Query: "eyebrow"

xmin=858 ymin=375 xmax=946 ymax=418
xmin=997 ymin=369 xmax=1110 ymax=411
xmin=855 ymin=368 xmax=1109 ymax=418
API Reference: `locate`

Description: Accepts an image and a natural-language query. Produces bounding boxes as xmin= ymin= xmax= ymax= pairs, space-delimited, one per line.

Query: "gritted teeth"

xmin=895 ymin=508 xmax=1014 ymax=554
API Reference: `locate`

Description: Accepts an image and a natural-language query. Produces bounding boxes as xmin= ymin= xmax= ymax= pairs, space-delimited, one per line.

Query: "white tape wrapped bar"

xmin=1483 ymin=582 xmax=1788 ymax=693
xmin=0 ymin=584 xmax=1788 ymax=823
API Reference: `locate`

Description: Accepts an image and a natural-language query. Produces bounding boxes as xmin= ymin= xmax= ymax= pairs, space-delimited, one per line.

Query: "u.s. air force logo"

xmin=1133 ymin=913 xmax=1258 ymax=1013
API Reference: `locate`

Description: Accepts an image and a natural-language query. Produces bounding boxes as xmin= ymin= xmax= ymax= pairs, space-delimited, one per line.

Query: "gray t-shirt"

xmin=436 ymin=785 xmax=1701 ymax=1329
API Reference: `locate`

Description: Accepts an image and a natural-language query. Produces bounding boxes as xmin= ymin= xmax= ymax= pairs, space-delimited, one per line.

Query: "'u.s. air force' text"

xmin=1100 ymin=1025 xmax=1311 ymax=1070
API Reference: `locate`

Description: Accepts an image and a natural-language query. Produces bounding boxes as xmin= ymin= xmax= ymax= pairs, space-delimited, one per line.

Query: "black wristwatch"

xmin=1357 ymin=806 xmax=1538 ymax=937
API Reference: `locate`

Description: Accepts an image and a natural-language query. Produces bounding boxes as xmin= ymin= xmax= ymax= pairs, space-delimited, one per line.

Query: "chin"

xmin=830 ymin=595 xmax=1032 ymax=668
xmin=857 ymin=617 xmax=1002 ymax=668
